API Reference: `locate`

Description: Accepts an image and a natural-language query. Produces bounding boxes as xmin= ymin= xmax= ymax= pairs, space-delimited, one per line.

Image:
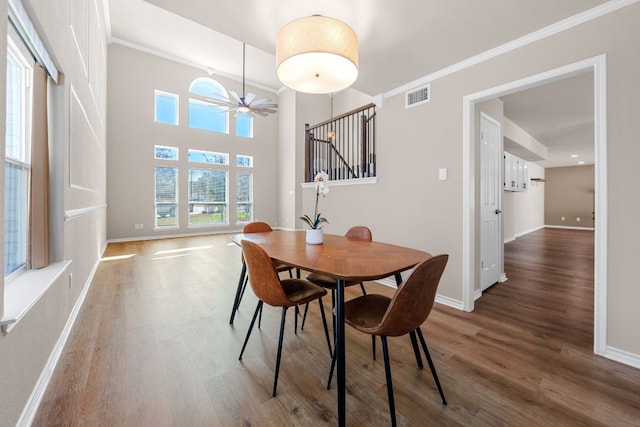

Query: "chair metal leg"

xmin=359 ymin=282 xmax=367 ymax=295
xmin=317 ymin=297 xmax=333 ymax=358
xmin=327 ymin=345 xmax=336 ymax=390
xmin=301 ymin=302 xmax=310 ymax=330
xmin=409 ymin=330 xmax=424 ymax=369
xmin=273 ymin=307 xmax=288 ymax=397
xmin=239 ymin=301 xmax=263 ymax=360
xmin=381 ymin=336 xmax=397 ymax=427
xmin=229 ymin=262 xmax=247 ymax=324
xmin=258 ymin=303 xmax=263 ymax=329
xmin=294 ymin=305 xmax=299 ymax=334
xmin=372 ymin=335 xmax=376 ymax=360
xmin=416 ymin=328 xmax=447 ymax=405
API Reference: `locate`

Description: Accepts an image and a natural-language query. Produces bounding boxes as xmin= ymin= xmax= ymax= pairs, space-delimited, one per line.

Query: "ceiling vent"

xmin=405 ymin=84 xmax=431 ymax=108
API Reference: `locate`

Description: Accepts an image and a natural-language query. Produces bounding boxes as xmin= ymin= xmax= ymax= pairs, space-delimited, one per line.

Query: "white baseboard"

xmin=504 ymin=236 xmax=516 ymax=244
xmin=435 ymin=294 xmax=465 ymax=310
xmin=544 ymin=225 xmax=595 ymax=231
xmin=499 ymin=273 xmax=508 ymax=283
xmin=603 ymin=345 xmax=640 ymax=369
xmin=107 ymin=228 xmax=243 ymax=243
xmin=516 ymin=225 xmax=546 ymax=237
xmin=16 ymin=255 xmax=102 ymax=427
xmin=474 ymin=289 xmax=482 ymax=301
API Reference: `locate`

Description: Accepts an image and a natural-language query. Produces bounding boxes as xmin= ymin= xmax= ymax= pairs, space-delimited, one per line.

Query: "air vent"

xmin=405 ymin=84 xmax=431 ymax=108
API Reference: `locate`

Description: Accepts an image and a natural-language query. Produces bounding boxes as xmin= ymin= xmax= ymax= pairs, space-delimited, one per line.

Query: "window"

xmin=188 ymin=170 xmax=227 ymax=226
xmin=188 ymin=78 xmax=228 ymax=133
xmin=155 ymin=145 xmax=178 ymax=160
xmin=5 ymin=30 xmax=34 ymax=278
xmin=236 ymin=113 xmax=253 ymax=138
xmin=236 ymin=155 xmax=253 ymax=167
xmin=188 ymin=149 xmax=228 ymax=165
xmin=155 ymin=167 xmax=178 ymax=227
xmin=237 ymin=172 xmax=253 ymax=223
xmin=154 ymin=90 xmax=178 ymax=125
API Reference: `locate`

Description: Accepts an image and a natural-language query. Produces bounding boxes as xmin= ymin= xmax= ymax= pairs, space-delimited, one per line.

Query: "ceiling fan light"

xmin=237 ymin=105 xmax=250 ymax=114
xmin=276 ymin=15 xmax=358 ymax=94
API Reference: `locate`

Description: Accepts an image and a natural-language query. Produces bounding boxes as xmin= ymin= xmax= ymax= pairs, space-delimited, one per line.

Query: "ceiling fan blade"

xmin=206 ymin=98 xmax=237 ymax=108
xmin=250 ymin=97 xmax=273 ymax=107
xmin=244 ymin=92 xmax=256 ymax=104
xmin=228 ymin=90 xmax=242 ymax=104
xmin=252 ymin=110 xmax=269 ymax=117
xmin=253 ymin=103 xmax=278 ymax=110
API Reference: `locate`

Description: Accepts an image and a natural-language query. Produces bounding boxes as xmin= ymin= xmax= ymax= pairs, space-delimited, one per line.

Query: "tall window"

xmin=188 ymin=170 xmax=227 ymax=226
xmin=237 ymin=172 xmax=253 ymax=223
xmin=5 ymin=30 xmax=34 ymax=277
xmin=154 ymin=90 xmax=178 ymax=125
xmin=236 ymin=113 xmax=253 ymax=138
xmin=155 ymin=167 xmax=178 ymax=228
xmin=188 ymin=78 xmax=228 ymax=133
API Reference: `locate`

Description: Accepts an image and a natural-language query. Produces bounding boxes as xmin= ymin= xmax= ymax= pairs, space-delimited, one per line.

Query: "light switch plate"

xmin=439 ymin=168 xmax=447 ymax=180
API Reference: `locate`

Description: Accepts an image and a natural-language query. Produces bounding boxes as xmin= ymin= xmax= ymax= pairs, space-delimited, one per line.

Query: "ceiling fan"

xmin=208 ymin=43 xmax=278 ymax=117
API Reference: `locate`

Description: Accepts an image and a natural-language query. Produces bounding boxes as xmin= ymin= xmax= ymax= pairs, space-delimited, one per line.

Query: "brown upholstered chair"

xmin=229 ymin=222 xmax=296 ymax=324
xmin=302 ymin=226 xmax=372 ymax=330
xmin=238 ymin=240 xmax=332 ymax=397
xmin=328 ymin=254 xmax=449 ymax=427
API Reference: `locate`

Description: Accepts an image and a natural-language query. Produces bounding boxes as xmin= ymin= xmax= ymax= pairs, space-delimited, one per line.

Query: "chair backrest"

xmin=374 ymin=254 xmax=449 ymax=337
xmin=241 ymin=240 xmax=291 ymax=307
xmin=243 ymin=221 xmax=273 ymax=233
xmin=344 ymin=226 xmax=372 ymax=241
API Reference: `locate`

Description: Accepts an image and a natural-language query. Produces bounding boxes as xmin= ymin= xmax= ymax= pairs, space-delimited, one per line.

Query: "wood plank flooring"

xmin=33 ymin=228 xmax=640 ymax=426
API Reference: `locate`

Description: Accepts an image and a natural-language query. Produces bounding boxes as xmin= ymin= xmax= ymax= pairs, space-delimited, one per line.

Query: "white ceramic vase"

xmin=305 ymin=228 xmax=323 ymax=244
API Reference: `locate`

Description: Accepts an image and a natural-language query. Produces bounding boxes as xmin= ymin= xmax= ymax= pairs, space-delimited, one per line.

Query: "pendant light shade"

xmin=276 ymin=15 xmax=358 ymax=94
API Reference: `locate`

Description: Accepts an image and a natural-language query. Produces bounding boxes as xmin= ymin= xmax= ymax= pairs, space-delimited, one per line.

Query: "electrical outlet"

xmin=576 ymin=217 xmax=581 ymax=222
xmin=561 ymin=217 xmax=565 ymax=221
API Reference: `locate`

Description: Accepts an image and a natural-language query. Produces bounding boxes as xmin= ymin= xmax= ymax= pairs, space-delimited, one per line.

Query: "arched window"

xmin=188 ymin=77 xmax=229 ymax=133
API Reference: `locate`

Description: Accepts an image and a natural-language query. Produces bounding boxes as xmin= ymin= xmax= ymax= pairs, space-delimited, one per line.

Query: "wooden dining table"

xmin=230 ymin=230 xmax=432 ymax=427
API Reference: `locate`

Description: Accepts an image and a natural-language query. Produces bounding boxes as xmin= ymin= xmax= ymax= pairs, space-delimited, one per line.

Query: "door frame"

xmin=462 ymin=54 xmax=607 ymax=355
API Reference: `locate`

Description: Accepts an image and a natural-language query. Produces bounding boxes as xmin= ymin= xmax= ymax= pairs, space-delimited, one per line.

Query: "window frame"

xmin=4 ymin=26 xmax=34 ymax=280
xmin=154 ymin=89 xmax=179 ymax=126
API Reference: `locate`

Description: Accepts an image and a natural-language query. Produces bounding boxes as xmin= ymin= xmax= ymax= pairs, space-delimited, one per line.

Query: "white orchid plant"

xmin=300 ymin=171 xmax=330 ymax=229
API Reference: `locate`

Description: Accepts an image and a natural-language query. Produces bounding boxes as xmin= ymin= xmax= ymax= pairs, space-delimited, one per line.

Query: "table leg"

xmin=335 ymin=278 xmax=346 ymax=426
xmin=229 ymin=262 xmax=247 ymax=324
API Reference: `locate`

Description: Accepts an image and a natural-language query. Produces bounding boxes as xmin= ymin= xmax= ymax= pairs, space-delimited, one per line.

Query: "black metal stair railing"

xmin=305 ymin=103 xmax=376 ymax=182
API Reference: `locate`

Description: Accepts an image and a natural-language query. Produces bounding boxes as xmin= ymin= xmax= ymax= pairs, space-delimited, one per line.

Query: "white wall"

xmin=0 ymin=0 xmax=108 ymax=424
xmin=304 ymin=3 xmax=640 ymax=358
xmin=503 ymin=162 xmax=545 ymax=241
xmin=107 ymin=44 xmax=280 ymax=239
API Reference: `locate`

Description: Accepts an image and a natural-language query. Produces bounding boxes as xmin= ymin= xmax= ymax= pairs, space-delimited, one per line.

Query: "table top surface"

xmin=231 ymin=230 xmax=431 ymax=281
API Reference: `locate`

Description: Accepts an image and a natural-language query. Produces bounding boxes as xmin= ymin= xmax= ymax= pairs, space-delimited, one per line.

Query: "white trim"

xmin=300 ymin=177 xmax=377 ymax=189
xmin=1 ymin=261 xmax=71 ymax=335
xmin=435 ymin=294 xmax=464 ymax=311
xmin=463 ymin=55 xmax=608 ymax=358
xmin=544 ymin=225 xmax=595 ymax=231
xmin=107 ymin=227 xmax=242 ymax=244
xmin=515 ymin=225 xmax=546 ymax=237
xmin=14 ymin=252 xmax=102 ymax=427
xmin=109 ymin=37 xmax=279 ymax=94
xmin=8 ymin=0 xmax=60 ymax=83
xmin=374 ymin=277 xmax=398 ymax=288
xmin=499 ymin=273 xmax=508 ymax=283
xmin=64 ymin=204 xmax=108 ymax=221
xmin=381 ymin=0 xmax=638 ymax=100
xmin=603 ymin=346 xmax=640 ymax=370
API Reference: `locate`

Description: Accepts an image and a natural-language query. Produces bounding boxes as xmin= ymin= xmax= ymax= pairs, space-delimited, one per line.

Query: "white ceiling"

xmin=107 ymin=0 xmax=607 ymax=167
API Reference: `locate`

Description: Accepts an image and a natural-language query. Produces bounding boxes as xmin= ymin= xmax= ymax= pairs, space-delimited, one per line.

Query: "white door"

xmin=480 ymin=113 xmax=501 ymax=290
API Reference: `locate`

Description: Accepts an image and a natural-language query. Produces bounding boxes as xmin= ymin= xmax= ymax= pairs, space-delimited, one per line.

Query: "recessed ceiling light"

xmin=578 ymin=161 xmax=585 ymax=164
xmin=571 ymin=154 xmax=578 ymax=158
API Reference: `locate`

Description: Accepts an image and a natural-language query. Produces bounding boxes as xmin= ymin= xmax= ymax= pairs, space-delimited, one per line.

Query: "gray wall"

xmin=0 ymin=0 xmax=108 ymax=424
xmin=107 ymin=44 xmax=280 ymax=239
xmin=306 ymin=4 xmax=640 ymax=356
xmin=545 ymin=165 xmax=594 ymax=227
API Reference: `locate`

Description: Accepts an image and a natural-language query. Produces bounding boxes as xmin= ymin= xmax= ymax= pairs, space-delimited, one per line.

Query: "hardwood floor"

xmin=34 ymin=228 xmax=640 ymax=426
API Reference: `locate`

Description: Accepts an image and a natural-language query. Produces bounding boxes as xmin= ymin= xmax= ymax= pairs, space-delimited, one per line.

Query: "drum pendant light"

xmin=276 ymin=15 xmax=358 ymax=94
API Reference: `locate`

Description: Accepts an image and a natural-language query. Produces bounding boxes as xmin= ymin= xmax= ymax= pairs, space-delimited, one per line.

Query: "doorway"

xmin=462 ymin=55 xmax=607 ymax=355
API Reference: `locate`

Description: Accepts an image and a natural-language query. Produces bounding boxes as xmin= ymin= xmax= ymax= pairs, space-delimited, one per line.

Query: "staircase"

xmin=304 ymin=103 xmax=376 ymax=182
